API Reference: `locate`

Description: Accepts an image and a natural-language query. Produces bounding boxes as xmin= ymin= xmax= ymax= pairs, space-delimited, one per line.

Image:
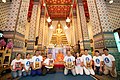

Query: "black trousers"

xmin=42 ymin=66 xmax=56 ymax=75
xmin=95 ymin=66 xmax=102 ymax=75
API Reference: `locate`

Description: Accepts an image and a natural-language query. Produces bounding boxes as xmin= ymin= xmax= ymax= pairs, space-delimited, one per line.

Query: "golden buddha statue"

xmin=56 ymin=24 xmax=62 ymax=35
xmin=53 ymin=23 xmax=64 ymax=45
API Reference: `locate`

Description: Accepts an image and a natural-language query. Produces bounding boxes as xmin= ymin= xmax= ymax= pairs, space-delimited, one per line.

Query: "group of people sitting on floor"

xmin=10 ymin=48 xmax=117 ymax=79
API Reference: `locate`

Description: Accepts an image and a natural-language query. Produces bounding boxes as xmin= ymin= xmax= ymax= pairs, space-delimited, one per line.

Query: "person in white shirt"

xmin=75 ymin=53 xmax=84 ymax=75
xmin=42 ymin=53 xmax=56 ymax=75
xmin=82 ymin=49 xmax=95 ymax=75
xmin=64 ymin=51 xmax=76 ymax=76
xmin=31 ymin=50 xmax=43 ymax=76
xmin=93 ymin=50 xmax=103 ymax=75
xmin=22 ymin=53 xmax=32 ymax=76
xmin=101 ymin=48 xmax=117 ymax=77
xmin=10 ymin=53 xmax=23 ymax=79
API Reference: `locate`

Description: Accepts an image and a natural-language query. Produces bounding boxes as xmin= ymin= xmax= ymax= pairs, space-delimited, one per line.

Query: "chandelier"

xmin=47 ymin=17 xmax=52 ymax=23
xmin=2 ymin=0 xmax=6 ymax=3
xmin=66 ymin=17 xmax=71 ymax=23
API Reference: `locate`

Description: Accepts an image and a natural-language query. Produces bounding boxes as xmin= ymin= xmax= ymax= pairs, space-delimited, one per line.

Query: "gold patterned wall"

xmin=106 ymin=0 xmax=120 ymax=31
xmin=27 ymin=3 xmax=39 ymax=51
xmin=78 ymin=0 xmax=90 ymax=49
xmin=87 ymin=0 xmax=118 ymax=52
xmin=0 ymin=1 xmax=10 ymax=31
xmin=1 ymin=0 xmax=30 ymax=53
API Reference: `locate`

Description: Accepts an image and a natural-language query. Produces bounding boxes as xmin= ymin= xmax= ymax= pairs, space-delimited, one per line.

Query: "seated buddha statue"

xmin=55 ymin=50 xmax=64 ymax=63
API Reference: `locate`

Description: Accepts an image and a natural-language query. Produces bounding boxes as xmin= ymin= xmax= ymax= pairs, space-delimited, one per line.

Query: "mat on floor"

xmin=19 ymin=72 xmax=97 ymax=80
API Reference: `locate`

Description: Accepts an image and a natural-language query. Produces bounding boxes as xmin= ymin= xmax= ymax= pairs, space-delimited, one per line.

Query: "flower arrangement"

xmin=0 ymin=39 xmax=6 ymax=47
xmin=6 ymin=41 xmax=13 ymax=49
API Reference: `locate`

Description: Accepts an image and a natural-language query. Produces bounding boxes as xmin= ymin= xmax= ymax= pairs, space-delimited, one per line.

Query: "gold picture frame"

xmin=2 ymin=52 xmax=11 ymax=67
xmin=0 ymin=50 xmax=4 ymax=67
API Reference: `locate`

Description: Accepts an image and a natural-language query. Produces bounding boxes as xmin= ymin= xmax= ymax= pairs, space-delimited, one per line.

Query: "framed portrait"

xmin=3 ymin=56 xmax=9 ymax=64
xmin=3 ymin=53 xmax=11 ymax=66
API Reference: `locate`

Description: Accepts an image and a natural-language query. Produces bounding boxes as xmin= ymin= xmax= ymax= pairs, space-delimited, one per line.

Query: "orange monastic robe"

xmin=55 ymin=52 xmax=64 ymax=63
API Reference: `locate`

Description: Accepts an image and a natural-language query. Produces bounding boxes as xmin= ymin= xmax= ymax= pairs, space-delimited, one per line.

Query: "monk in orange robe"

xmin=55 ymin=50 xmax=64 ymax=63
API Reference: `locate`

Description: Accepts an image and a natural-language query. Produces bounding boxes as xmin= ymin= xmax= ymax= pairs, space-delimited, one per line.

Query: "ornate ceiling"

xmin=27 ymin=0 xmax=89 ymax=21
xmin=45 ymin=0 xmax=72 ymax=5
xmin=45 ymin=0 xmax=73 ymax=20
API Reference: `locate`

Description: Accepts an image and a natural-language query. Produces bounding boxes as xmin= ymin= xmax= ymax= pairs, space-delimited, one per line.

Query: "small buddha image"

xmin=49 ymin=60 xmax=53 ymax=67
xmin=49 ymin=60 xmax=53 ymax=64
xmin=66 ymin=62 xmax=73 ymax=69
xmin=86 ymin=57 xmax=91 ymax=68
xmin=15 ymin=62 xmax=21 ymax=70
xmin=55 ymin=50 xmax=64 ymax=63
xmin=35 ymin=62 xmax=39 ymax=69
xmin=35 ymin=58 xmax=40 ymax=69
xmin=76 ymin=58 xmax=81 ymax=66
xmin=66 ymin=58 xmax=74 ymax=69
xmin=86 ymin=61 xmax=91 ymax=67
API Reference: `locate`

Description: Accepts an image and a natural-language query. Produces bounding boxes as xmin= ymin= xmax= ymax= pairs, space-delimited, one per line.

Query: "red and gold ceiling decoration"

xmin=27 ymin=0 xmax=89 ymax=22
xmin=47 ymin=5 xmax=71 ymax=19
xmin=45 ymin=0 xmax=72 ymax=5
xmin=45 ymin=0 xmax=73 ymax=20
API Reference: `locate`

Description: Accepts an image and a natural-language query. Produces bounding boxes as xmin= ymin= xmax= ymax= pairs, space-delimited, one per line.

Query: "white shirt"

xmin=44 ymin=58 xmax=54 ymax=69
xmin=93 ymin=56 xmax=103 ymax=67
xmin=76 ymin=57 xmax=83 ymax=66
xmin=64 ymin=55 xmax=75 ymax=65
xmin=82 ymin=54 xmax=92 ymax=66
xmin=102 ymin=54 xmax=115 ymax=67
xmin=31 ymin=55 xmax=43 ymax=69
xmin=22 ymin=59 xmax=32 ymax=71
xmin=11 ymin=59 xmax=23 ymax=70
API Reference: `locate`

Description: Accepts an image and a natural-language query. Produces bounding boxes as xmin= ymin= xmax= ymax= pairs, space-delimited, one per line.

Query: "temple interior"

xmin=0 ymin=0 xmax=120 ymax=80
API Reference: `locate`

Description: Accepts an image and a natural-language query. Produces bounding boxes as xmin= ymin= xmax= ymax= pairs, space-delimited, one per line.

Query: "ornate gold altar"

xmin=50 ymin=22 xmax=68 ymax=46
